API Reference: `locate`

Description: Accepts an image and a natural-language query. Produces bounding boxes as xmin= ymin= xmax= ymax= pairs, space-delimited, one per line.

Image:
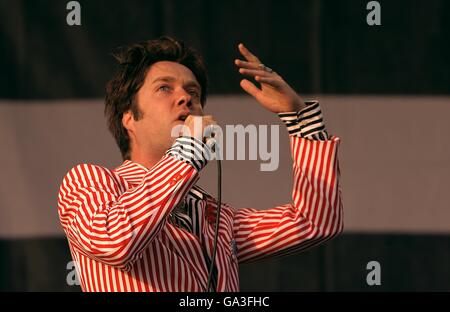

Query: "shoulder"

xmin=61 ymin=163 xmax=119 ymax=188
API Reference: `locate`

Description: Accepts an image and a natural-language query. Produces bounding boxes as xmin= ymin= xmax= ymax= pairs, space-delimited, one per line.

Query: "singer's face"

xmin=127 ymin=61 xmax=204 ymax=157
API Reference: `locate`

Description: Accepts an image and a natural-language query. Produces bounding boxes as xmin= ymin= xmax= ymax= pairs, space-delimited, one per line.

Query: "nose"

xmin=176 ymin=89 xmax=192 ymax=108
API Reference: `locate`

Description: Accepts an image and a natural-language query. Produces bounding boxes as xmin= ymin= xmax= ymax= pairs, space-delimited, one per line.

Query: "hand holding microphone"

xmin=182 ymin=115 xmax=219 ymax=153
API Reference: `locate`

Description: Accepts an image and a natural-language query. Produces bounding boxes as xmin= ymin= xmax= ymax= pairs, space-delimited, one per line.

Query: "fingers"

xmin=185 ymin=115 xmax=215 ymax=122
xmin=238 ymin=68 xmax=273 ymax=78
xmin=185 ymin=115 xmax=216 ymax=128
xmin=202 ymin=115 xmax=217 ymax=128
xmin=255 ymin=76 xmax=283 ymax=88
xmin=238 ymin=66 xmax=283 ymax=90
xmin=238 ymin=43 xmax=260 ymax=63
xmin=234 ymin=59 xmax=260 ymax=70
xmin=236 ymin=44 xmax=278 ymax=80
xmin=236 ymin=43 xmax=282 ymax=93
xmin=184 ymin=115 xmax=217 ymax=141
xmin=240 ymin=79 xmax=261 ymax=99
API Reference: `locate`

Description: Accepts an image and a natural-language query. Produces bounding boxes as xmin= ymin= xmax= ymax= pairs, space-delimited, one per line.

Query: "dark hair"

xmin=104 ymin=36 xmax=208 ymax=160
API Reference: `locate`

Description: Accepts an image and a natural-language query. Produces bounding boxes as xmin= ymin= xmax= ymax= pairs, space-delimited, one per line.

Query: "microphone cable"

xmin=205 ymin=139 xmax=222 ymax=292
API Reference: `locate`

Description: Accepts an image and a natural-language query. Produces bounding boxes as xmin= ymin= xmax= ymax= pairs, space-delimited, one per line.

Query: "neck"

xmin=130 ymin=148 xmax=166 ymax=170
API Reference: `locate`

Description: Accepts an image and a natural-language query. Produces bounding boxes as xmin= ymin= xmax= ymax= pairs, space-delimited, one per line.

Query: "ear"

xmin=122 ymin=110 xmax=135 ymax=136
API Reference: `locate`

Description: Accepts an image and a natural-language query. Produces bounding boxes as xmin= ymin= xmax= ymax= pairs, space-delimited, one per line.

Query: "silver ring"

xmin=258 ymin=63 xmax=273 ymax=73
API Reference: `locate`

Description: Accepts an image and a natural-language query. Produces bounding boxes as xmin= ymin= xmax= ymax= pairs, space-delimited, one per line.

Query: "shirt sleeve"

xmin=233 ymin=104 xmax=343 ymax=264
xmin=57 ymin=136 xmax=211 ymax=271
xmin=165 ymin=136 xmax=212 ymax=171
xmin=278 ymin=100 xmax=331 ymax=141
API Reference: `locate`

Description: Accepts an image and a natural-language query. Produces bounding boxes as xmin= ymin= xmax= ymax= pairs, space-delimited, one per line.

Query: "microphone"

xmin=203 ymin=124 xmax=219 ymax=154
xmin=205 ymin=137 xmax=216 ymax=153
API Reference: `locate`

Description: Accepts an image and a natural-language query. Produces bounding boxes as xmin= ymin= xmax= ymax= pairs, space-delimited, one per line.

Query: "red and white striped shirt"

xmin=57 ymin=101 xmax=343 ymax=291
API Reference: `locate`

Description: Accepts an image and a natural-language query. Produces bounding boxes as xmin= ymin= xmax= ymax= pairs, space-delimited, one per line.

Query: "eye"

xmin=188 ymin=89 xmax=200 ymax=98
xmin=157 ymin=85 xmax=171 ymax=92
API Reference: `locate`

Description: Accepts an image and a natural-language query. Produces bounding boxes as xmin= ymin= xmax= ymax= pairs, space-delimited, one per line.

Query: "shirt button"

xmin=170 ymin=174 xmax=182 ymax=186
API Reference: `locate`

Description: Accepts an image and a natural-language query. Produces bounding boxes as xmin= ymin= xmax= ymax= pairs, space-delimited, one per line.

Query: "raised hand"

xmin=235 ymin=43 xmax=306 ymax=114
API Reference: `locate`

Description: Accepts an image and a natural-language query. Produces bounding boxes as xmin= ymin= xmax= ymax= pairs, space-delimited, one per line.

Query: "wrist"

xmin=276 ymin=97 xmax=306 ymax=114
xmin=166 ymin=136 xmax=212 ymax=171
xmin=292 ymin=97 xmax=306 ymax=112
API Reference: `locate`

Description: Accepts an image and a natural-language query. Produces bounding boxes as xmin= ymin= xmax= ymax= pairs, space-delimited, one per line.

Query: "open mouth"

xmin=177 ymin=113 xmax=190 ymax=122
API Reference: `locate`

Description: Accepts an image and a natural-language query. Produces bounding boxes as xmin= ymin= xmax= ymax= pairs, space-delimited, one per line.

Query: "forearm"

xmin=58 ymin=136 xmax=211 ymax=270
xmin=280 ymin=100 xmax=342 ymax=235
xmin=234 ymin=101 xmax=343 ymax=263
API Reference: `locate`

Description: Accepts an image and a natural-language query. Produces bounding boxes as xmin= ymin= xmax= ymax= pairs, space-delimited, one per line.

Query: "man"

xmin=58 ymin=36 xmax=343 ymax=291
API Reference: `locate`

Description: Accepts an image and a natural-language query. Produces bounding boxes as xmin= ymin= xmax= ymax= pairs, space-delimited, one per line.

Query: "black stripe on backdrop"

xmin=1 ymin=234 xmax=450 ymax=291
xmin=0 ymin=0 xmax=449 ymax=99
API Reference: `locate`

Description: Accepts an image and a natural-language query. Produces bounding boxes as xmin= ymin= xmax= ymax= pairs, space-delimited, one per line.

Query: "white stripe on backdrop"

xmin=0 ymin=95 xmax=449 ymax=237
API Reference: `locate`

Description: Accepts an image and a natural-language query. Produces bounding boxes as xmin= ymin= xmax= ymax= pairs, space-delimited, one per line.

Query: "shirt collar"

xmin=114 ymin=159 xmax=149 ymax=184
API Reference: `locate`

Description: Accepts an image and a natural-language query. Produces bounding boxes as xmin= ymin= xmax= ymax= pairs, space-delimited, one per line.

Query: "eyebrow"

xmin=151 ymin=76 xmax=201 ymax=90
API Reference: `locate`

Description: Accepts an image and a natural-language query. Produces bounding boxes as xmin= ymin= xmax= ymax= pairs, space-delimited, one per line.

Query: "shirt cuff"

xmin=278 ymin=100 xmax=330 ymax=140
xmin=165 ymin=136 xmax=212 ymax=171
